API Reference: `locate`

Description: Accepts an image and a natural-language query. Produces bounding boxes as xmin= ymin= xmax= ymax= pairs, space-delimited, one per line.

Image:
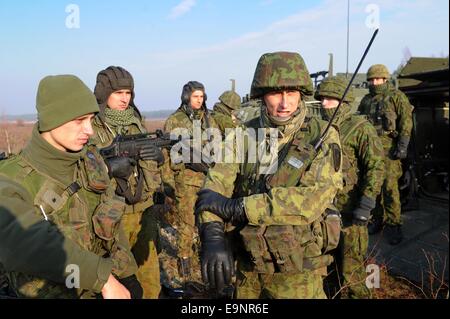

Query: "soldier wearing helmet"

xmin=211 ymin=90 xmax=242 ymax=133
xmin=358 ymin=64 xmax=413 ymax=245
xmin=195 ymin=52 xmax=343 ymax=298
xmin=316 ymin=76 xmax=384 ymax=298
xmin=90 ymin=66 xmax=174 ymax=298
xmin=162 ymin=81 xmax=220 ymax=293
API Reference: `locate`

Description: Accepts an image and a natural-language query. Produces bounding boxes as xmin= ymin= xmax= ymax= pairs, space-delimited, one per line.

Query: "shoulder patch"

xmin=330 ymin=143 xmax=341 ymax=172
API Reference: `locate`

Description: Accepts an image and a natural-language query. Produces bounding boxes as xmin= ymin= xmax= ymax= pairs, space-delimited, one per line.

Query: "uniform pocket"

xmin=92 ymin=196 xmax=126 ymax=241
xmin=382 ymin=111 xmax=397 ymax=132
xmin=321 ymin=209 xmax=342 ymax=254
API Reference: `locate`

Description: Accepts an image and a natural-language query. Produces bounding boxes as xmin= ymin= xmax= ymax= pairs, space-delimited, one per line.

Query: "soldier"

xmin=0 ymin=75 xmax=140 ymax=299
xmin=90 ymin=66 xmax=171 ymax=299
xmin=315 ymin=76 xmax=385 ymax=298
xmin=163 ymin=81 xmax=220 ymax=292
xmin=211 ymin=90 xmax=242 ymax=133
xmin=358 ymin=64 xmax=413 ymax=245
xmin=195 ymin=52 xmax=343 ymax=299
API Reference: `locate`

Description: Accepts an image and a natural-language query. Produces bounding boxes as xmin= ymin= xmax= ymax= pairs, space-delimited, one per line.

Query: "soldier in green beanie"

xmin=0 ymin=74 xmax=141 ymax=299
xmin=90 ymin=66 xmax=175 ymax=299
xmin=195 ymin=52 xmax=343 ymax=298
xmin=358 ymin=64 xmax=414 ymax=245
xmin=315 ymin=76 xmax=384 ymax=298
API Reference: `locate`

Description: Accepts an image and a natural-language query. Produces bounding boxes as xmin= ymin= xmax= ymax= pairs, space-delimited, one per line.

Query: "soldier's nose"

xmin=84 ymin=122 xmax=94 ymax=136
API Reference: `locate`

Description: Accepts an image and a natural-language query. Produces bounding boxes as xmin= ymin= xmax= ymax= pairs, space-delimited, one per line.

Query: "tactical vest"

xmin=0 ymin=146 xmax=127 ymax=298
xmin=233 ymin=116 xmax=341 ymax=274
xmin=364 ymin=92 xmax=398 ymax=138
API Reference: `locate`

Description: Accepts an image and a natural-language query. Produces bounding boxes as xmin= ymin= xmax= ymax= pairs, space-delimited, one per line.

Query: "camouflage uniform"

xmin=0 ymin=75 xmax=137 ymax=298
xmin=211 ymin=90 xmax=242 ymax=133
xmin=198 ymin=52 xmax=343 ymax=299
xmin=163 ymin=81 xmax=220 ymax=290
xmin=91 ymin=66 xmax=172 ymax=298
xmin=358 ymin=65 xmax=413 ymax=242
xmin=316 ymin=76 xmax=385 ymax=299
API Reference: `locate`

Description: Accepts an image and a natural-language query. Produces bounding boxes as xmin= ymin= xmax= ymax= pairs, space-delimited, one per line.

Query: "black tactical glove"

xmin=353 ymin=196 xmax=376 ymax=226
xmin=195 ymin=189 xmax=247 ymax=224
xmin=118 ymin=274 xmax=143 ymax=299
xmin=392 ymin=136 xmax=410 ymax=160
xmin=140 ymin=144 xmax=164 ymax=166
xmin=105 ymin=157 xmax=137 ymax=180
xmin=200 ymin=221 xmax=234 ymax=294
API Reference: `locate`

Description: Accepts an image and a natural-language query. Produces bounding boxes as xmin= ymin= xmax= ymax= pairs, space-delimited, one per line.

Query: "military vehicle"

xmin=396 ymin=57 xmax=449 ymax=207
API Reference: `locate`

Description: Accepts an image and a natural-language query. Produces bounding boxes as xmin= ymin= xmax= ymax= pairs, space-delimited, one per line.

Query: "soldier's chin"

xmin=66 ymin=143 xmax=85 ymax=153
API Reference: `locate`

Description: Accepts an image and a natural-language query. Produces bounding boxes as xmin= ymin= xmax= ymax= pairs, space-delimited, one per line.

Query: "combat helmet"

xmin=218 ymin=90 xmax=241 ymax=110
xmin=250 ymin=51 xmax=314 ymax=99
xmin=314 ymin=76 xmax=354 ymax=103
xmin=367 ymin=64 xmax=390 ymax=80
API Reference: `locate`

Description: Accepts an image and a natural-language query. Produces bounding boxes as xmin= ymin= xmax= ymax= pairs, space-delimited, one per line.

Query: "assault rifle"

xmin=99 ymin=129 xmax=176 ymax=160
xmin=99 ymin=129 xmax=214 ymax=173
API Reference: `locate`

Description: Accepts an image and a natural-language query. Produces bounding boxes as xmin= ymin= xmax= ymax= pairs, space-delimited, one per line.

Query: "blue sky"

xmin=0 ymin=0 xmax=448 ymax=115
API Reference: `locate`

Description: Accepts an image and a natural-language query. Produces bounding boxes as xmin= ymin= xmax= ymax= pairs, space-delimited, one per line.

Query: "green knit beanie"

xmin=36 ymin=75 xmax=99 ymax=132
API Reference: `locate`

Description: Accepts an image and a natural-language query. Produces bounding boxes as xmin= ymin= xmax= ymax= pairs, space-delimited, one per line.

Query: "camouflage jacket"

xmin=164 ymin=107 xmax=220 ymax=190
xmin=358 ymin=82 xmax=413 ymax=149
xmin=211 ymin=102 xmax=239 ymax=133
xmin=90 ymin=115 xmax=174 ymax=214
xmin=0 ymin=125 xmax=137 ymax=298
xmin=332 ymin=106 xmax=385 ymax=213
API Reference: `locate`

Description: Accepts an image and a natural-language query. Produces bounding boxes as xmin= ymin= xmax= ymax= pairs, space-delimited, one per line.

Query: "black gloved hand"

xmin=105 ymin=157 xmax=137 ymax=180
xmin=195 ymin=189 xmax=247 ymax=224
xmin=392 ymin=136 xmax=410 ymax=160
xmin=140 ymin=144 xmax=164 ymax=166
xmin=118 ymin=274 xmax=143 ymax=299
xmin=353 ymin=196 xmax=376 ymax=226
xmin=200 ymin=221 xmax=234 ymax=294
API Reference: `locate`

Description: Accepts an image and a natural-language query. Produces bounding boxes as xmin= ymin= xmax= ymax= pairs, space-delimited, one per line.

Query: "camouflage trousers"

xmin=172 ymin=183 xmax=202 ymax=284
xmin=122 ymin=207 xmax=161 ymax=299
xmin=158 ymin=224 xmax=203 ymax=290
xmin=157 ymin=185 xmax=203 ymax=290
xmin=372 ymin=156 xmax=403 ymax=225
xmin=339 ymin=225 xmax=371 ymax=299
xmin=235 ymin=268 xmax=327 ymax=299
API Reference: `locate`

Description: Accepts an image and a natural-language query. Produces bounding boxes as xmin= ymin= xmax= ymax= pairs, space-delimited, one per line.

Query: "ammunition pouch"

xmin=92 ymin=195 xmax=126 ymax=241
xmin=239 ymin=212 xmax=341 ymax=274
xmin=239 ymin=226 xmax=274 ymax=274
xmin=321 ymin=209 xmax=342 ymax=253
xmin=264 ymin=226 xmax=304 ymax=273
xmin=382 ymin=110 xmax=397 ymax=133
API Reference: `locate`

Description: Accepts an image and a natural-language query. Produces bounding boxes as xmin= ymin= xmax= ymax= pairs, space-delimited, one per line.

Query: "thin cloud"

xmin=168 ymin=0 xmax=197 ymax=20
